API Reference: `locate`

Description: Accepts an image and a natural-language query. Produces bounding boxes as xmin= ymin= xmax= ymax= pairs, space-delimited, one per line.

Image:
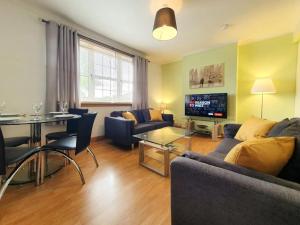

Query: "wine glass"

xmin=0 ymin=101 xmax=6 ymax=115
xmin=32 ymin=102 xmax=42 ymax=120
xmin=60 ymin=102 xmax=68 ymax=113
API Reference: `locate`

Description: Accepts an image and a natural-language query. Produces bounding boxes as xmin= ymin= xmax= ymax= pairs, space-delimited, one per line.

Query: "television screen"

xmin=185 ymin=93 xmax=227 ymax=118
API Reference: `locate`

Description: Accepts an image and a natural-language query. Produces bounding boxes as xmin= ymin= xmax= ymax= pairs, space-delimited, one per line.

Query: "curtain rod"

xmin=40 ymin=18 xmax=149 ymax=60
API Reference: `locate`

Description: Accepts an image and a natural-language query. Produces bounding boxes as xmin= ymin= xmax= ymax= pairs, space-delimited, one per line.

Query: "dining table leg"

xmin=30 ymin=123 xmax=42 ymax=185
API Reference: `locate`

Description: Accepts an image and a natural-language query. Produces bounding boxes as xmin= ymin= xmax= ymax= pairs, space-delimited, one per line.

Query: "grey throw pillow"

xmin=267 ymin=118 xmax=290 ymax=137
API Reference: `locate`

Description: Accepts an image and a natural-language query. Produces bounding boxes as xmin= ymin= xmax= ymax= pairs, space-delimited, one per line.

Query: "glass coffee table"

xmin=133 ymin=127 xmax=193 ymax=176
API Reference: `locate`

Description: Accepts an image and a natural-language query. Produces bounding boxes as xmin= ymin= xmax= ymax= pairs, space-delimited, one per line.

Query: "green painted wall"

xmin=162 ymin=43 xmax=238 ymax=124
xmin=237 ymin=34 xmax=298 ymax=122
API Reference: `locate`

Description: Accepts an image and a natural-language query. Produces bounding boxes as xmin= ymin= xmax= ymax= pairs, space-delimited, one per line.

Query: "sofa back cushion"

xmin=267 ymin=118 xmax=290 ymax=137
xmin=277 ymin=120 xmax=300 ymax=182
xmin=111 ymin=111 xmax=124 ymax=117
xmin=224 ymin=137 xmax=295 ymax=176
xmin=141 ymin=109 xmax=151 ymax=122
xmin=235 ymin=117 xmax=277 ymax=141
xmin=131 ymin=110 xmax=145 ymax=123
xmin=111 ymin=109 xmax=153 ymax=123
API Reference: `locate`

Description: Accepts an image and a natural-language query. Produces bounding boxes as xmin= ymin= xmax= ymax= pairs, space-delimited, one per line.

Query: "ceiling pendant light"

xmin=152 ymin=7 xmax=177 ymax=41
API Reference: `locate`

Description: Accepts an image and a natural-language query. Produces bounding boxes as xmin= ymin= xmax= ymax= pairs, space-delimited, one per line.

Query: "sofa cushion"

xmin=122 ymin=111 xmax=138 ymax=125
xmin=223 ymin=124 xmax=242 ymax=138
xmin=211 ymin=138 xmax=242 ymax=156
xmin=277 ymin=121 xmax=300 ymax=182
xmin=149 ymin=109 xmax=163 ymax=121
xmin=151 ymin=121 xmax=170 ymax=129
xmin=132 ymin=121 xmax=170 ymax=135
xmin=235 ymin=117 xmax=276 ymax=141
xmin=267 ymin=118 xmax=290 ymax=137
xmin=224 ymin=137 xmax=295 ymax=176
xmin=111 ymin=111 xmax=124 ymax=117
xmin=133 ymin=123 xmax=157 ymax=134
xmin=141 ymin=109 xmax=151 ymax=122
xmin=208 ymin=151 xmax=227 ymax=160
xmin=131 ymin=110 xmax=145 ymax=123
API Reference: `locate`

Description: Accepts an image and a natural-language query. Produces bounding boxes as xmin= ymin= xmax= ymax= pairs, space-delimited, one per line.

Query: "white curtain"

xmin=132 ymin=56 xmax=148 ymax=109
xmin=45 ymin=21 xmax=79 ymax=112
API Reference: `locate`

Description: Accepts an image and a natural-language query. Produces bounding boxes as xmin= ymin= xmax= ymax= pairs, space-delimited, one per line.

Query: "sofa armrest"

xmin=104 ymin=117 xmax=134 ymax=145
xmin=162 ymin=113 xmax=174 ymax=125
xmin=171 ymin=157 xmax=300 ymax=225
xmin=223 ymin=123 xmax=241 ymax=138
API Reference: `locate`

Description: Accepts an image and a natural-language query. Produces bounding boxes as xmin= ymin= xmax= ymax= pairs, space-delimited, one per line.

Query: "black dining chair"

xmin=4 ymin=136 xmax=31 ymax=147
xmin=0 ymin=128 xmax=40 ymax=200
xmin=45 ymin=108 xmax=88 ymax=144
xmin=41 ymin=112 xmax=98 ymax=184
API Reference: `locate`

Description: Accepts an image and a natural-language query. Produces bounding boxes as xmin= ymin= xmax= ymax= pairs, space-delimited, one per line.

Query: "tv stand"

xmin=186 ymin=117 xmax=223 ymax=140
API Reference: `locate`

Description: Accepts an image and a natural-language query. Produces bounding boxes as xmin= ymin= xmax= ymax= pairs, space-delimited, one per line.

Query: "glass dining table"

xmin=0 ymin=113 xmax=81 ymax=185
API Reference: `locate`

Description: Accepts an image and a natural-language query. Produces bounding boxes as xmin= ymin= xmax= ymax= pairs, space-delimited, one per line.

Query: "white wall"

xmin=0 ymin=0 xmax=161 ymax=140
xmin=148 ymin=62 xmax=162 ymax=109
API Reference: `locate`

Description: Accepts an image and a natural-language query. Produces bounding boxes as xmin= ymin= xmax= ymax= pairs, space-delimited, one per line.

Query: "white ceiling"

xmin=21 ymin=0 xmax=300 ymax=64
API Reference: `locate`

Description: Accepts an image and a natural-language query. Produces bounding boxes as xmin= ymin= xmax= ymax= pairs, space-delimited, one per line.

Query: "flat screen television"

xmin=185 ymin=93 xmax=227 ymax=118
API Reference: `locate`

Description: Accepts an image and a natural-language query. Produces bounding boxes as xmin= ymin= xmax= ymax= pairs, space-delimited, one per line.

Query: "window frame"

xmin=79 ymin=38 xmax=134 ymax=106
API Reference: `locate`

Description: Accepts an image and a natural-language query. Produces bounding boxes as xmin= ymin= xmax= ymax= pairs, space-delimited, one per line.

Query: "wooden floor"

xmin=0 ymin=136 xmax=220 ymax=225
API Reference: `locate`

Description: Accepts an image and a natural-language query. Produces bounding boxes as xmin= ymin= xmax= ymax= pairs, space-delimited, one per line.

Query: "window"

xmin=79 ymin=39 xmax=133 ymax=103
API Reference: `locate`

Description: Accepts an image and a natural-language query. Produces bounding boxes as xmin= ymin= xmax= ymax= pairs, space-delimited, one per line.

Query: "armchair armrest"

xmin=223 ymin=123 xmax=241 ymax=138
xmin=104 ymin=117 xmax=134 ymax=146
xmin=171 ymin=156 xmax=300 ymax=225
xmin=162 ymin=113 xmax=174 ymax=126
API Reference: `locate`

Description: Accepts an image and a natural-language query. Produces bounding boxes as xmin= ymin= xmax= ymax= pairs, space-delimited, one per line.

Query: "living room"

xmin=0 ymin=0 xmax=300 ymax=224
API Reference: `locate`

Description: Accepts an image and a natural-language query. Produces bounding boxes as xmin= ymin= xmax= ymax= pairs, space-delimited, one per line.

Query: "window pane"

xmin=80 ymin=47 xmax=89 ymax=75
xmin=95 ymin=89 xmax=102 ymax=98
xmin=80 ymin=76 xmax=89 ymax=98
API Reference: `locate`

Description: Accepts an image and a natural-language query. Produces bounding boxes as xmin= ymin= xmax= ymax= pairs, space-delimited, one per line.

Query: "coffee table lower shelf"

xmin=138 ymin=140 xmax=189 ymax=177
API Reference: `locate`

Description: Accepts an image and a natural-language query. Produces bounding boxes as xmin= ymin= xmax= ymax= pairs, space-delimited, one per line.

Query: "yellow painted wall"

xmin=237 ymin=34 xmax=298 ymax=122
xmin=161 ymin=34 xmax=298 ymax=124
xmin=162 ymin=44 xmax=238 ymax=124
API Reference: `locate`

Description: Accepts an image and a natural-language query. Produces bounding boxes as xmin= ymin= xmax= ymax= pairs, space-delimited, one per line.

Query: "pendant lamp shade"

xmin=152 ymin=7 xmax=177 ymax=41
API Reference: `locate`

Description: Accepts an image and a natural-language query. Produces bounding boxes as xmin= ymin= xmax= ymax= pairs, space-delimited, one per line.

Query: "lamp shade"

xmin=251 ymin=78 xmax=276 ymax=94
xmin=152 ymin=7 xmax=177 ymax=41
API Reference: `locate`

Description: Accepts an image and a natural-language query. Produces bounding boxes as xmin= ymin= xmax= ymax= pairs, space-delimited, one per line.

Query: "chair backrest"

xmin=75 ymin=112 xmax=97 ymax=154
xmin=0 ymin=128 xmax=6 ymax=175
xmin=67 ymin=108 xmax=89 ymax=134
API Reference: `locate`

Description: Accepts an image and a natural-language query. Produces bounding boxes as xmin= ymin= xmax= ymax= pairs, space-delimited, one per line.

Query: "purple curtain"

xmin=45 ymin=21 xmax=79 ymax=112
xmin=132 ymin=56 xmax=148 ymax=109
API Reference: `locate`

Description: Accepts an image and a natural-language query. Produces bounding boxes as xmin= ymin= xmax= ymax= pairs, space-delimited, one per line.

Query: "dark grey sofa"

xmin=171 ymin=119 xmax=300 ymax=225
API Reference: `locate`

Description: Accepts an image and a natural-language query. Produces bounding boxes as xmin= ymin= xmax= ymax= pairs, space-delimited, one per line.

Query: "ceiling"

xmin=21 ymin=0 xmax=300 ymax=64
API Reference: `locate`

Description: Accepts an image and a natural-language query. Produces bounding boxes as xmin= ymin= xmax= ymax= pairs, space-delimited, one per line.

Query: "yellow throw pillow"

xmin=235 ymin=117 xmax=277 ymax=141
xmin=149 ymin=109 xmax=163 ymax=121
xmin=122 ymin=111 xmax=138 ymax=125
xmin=224 ymin=137 xmax=295 ymax=176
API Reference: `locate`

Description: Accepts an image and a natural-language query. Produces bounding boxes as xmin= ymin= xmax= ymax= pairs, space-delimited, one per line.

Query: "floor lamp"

xmin=251 ymin=78 xmax=276 ymax=119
